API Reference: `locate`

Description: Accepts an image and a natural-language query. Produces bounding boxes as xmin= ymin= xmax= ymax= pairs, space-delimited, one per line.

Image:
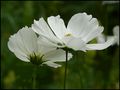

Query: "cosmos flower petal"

xmin=43 ymin=61 xmax=61 ymax=68
xmin=86 ymin=36 xmax=115 ymax=50
xmin=8 ymin=32 xmax=29 ymax=57
xmin=32 ymin=18 xmax=52 ymax=36
xmin=8 ymin=33 xmax=28 ymax=55
xmin=32 ymin=18 xmax=62 ymax=44
xmin=47 ymin=15 xmax=67 ymax=39
xmin=17 ymin=27 xmax=38 ymax=53
xmin=62 ymin=36 xmax=86 ymax=51
xmin=37 ymin=36 xmax=57 ymax=54
xmin=8 ymin=37 xmax=26 ymax=57
xmin=38 ymin=36 xmax=57 ymax=47
xmin=8 ymin=35 xmax=17 ymax=53
xmin=14 ymin=52 xmax=30 ymax=62
xmin=43 ymin=49 xmax=72 ymax=62
xmin=83 ymin=26 xmax=104 ymax=43
xmin=80 ymin=18 xmax=99 ymax=38
xmin=38 ymin=35 xmax=64 ymax=50
xmin=32 ymin=19 xmax=45 ymax=36
xmin=67 ymin=12 xmax=92 ymax=37
xmin=8 ymin=34 xmax=29 ymax=62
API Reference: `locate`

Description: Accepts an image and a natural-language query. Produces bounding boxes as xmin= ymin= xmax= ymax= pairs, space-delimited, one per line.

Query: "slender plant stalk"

xmin=64 ymin=50 xmax=68 ymax=89
xmin=76 ymin=52 xmax=83 ymax=88
xmin=33 ymin=66 xmax=37 ymax=89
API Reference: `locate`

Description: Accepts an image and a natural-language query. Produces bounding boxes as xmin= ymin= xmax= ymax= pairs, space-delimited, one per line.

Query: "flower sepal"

xmin=29 ymin=53 xmax=44 ymax=66
xmin=60 ymin=47 xmax=74 ymax=52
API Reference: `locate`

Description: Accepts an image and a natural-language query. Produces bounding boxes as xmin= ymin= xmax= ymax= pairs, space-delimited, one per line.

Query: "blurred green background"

xmin=1 ymin=1 xmax=119 ymax=89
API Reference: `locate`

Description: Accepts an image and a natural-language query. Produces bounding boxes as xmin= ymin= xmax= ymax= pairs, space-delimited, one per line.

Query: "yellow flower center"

xmin=65 ymin=33 xmax=72 ymax=37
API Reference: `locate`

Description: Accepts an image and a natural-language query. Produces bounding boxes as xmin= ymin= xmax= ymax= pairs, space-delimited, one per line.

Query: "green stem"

xmin=76 ymin=52 xmax=84 ymax=88
xmin=64 ymin=50 xmax=68 ymax=89
xmin=33 ymin=66 xmax=37 ymax=89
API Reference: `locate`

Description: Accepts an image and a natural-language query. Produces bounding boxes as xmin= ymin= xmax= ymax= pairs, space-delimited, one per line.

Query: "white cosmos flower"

xmin=8 ymin=26 xmax=72 ymax=68
xmin=32 ymin=12 xmax=114 ymax=51
xmin=97 ymin=25 xmax=119 ymax=46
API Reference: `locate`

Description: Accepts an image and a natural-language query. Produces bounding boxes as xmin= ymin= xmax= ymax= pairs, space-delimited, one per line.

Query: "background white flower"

xmin=102 ymin=1 xmax=119 ymax=5
xmin=97 ymin=25 xmax=119 ymax=46
xmin=97 ymin=34 xmax=106 ymax=43
xmin=8 ymin=26 xmax=72 ymax=68
xmin=32 ymin=12 xmax=114 ymax=51
xmin=113 ymin=26 xmax=119 ymax=45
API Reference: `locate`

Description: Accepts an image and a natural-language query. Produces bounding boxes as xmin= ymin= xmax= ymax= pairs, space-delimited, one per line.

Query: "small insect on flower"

xmin=8 ymin=26 xmax=72 ymax=68
xmin=32 ymin=12 xmax=115 ymax=51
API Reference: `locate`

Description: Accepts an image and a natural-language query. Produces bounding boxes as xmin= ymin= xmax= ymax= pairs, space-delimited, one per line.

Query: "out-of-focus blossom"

xmin=102 ymin=1 xmax=119 ymax=5
xmin=97 ymin=25 xmax=119 ymax=46
xmin=113 ymin=26 xmax=119 ymax=45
